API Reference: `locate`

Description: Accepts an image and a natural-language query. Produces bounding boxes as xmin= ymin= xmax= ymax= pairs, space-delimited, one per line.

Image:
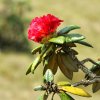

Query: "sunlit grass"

xmin=0 ymin=0 xmax=100 ymax=100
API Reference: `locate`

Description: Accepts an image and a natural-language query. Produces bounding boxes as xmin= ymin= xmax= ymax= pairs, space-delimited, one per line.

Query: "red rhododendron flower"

xmin=28 ymin=14 xmax=63 ymax=43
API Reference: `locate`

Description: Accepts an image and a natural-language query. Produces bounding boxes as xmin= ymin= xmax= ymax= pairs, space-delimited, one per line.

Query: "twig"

xmin=81 ymin=58 xmax=100 ymax=66
xmin=78 ymin=61 xmax=96 ymax=78
xmin=51 ymin=93 xmax=55 ymax=100
xmin=73 ymin=76 xmax=100 ymax=87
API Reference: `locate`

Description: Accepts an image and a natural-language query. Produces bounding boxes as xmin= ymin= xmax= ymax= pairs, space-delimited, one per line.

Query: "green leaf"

xmin=57 ymin=25 xmax=80 ymax=35
xmin=65 ymin=34 xmax=85 ymax=43
xmin=34 ymin=85 xmax=46 ymax=91
xmin=38 ymin=93 xmax=48 ymax=100
xmin=57 ymin=81 xmax=71 ymax=86
xmin=44 ymin=69 xmax=54 ymax=83
xmin=75 ymin=40 xmax=93 ymax=48
xmin=60 ymin=86 xmax=91 ymax=97
xmin=59 ymin=92 xmax=74 ymax=100
xmin=26 ymin=63 xmax=32 ymax=75
xmin=43 ymin=56 xmax=49 ymax=66
xmin=49 ymin=36 xmax=65 ymax=44
xmin=41 ymin=44 xmax=46 ymax=52
xmin=31 ymin=44 xmax=42 ymax=54
xmin=31 ymin=56 xmax=41 ymax=74
xmin=42 ymin=45 xmax=53 ymax=59
xmin=31 ymin=44 xmax=52 ymax=74
xmin=57 ymin=53 xmax=73 ymax=80
xmin=43 ymin=53 xmax=58 ymax=75
xmin=41 ymin=44 xmax=51 ymax=56
xmin=91 ymin=61 xmax=100 ymax=72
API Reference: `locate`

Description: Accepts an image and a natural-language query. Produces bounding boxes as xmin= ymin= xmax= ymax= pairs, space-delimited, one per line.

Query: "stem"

xmin=81 ymin=58 xmax=99 ymax=65
xmin=73 ymin=76 xmax=100 ymax=87
xmin=64 ymin=46 xmax=97 ymax=78
xmin=78 ymin=61 xmax=96 ymax=78
xmin=51 ymin=93 xmax=55 ymax=100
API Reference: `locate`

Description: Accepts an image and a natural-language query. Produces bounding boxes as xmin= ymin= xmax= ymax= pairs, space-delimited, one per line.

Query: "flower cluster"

xmin=28 ymin=14 xmax=63 ymax=43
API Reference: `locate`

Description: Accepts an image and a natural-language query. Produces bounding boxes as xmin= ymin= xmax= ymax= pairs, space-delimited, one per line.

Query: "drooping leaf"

xmin=42 ymin=44 xmax=53 ymax=59
xmin=66 ymin=43 xmax=76 ymax=47
xmin=49 ymin=36 xmax=65 ymax=44
xmin=85 ymin=61 xmax=100 ymax=93
xmin=34 ymin=85 xmax=46 ymax=91
xmin=42 ymin=45 xmax=54 ymax=67
xmin=43 ymin=56 xmax=49 ymax=66
xmin=60 ymin=86 xmax=91 ymax=97
xmin=41 ymin=44 xmax=46 ymax=52
xmin=85 ymin=61 xmax=100 ymax=79
xmin=57 ymin=81 xmax=71 ymax=86
xmin=44 ymin=69 xmax=54 ymax=83
xmin=57 ymin=25 xmax=80 ymax=35
xmin=58 ymin=91 xmax=74 ymax=100
xmin=41 ymin=44 xmax=51 ymax=55
xmin=65 ymin=34 xmax=85 ymax=43
xmin=57 ymin=53 xmax=73 ymax=80
xmin=26 ymin=63 xmax=32 ymax=75
xmin=92 ymin=82 xmax=100 ymax=93
xmin=31 ymin=44 xmax=52 ymax=74
xmin=43 ymin=53 xmax=58 ymax=75
xmin=38 ymin=93 xmax=48 ymax=100
xmin=31 ymin=56 xmax=41 ymax=74
xmin=91 ymin=62 xmax=100 ymax=93
xmin=60 ymin=53 xmax=78 ymax=72
xmin=75 ymin=40 xmax=93 ymax=48
xmin=31 ymin=44 xmax=42 ymax=54
xmin=27 ymin=44 xmax=51 ymax=75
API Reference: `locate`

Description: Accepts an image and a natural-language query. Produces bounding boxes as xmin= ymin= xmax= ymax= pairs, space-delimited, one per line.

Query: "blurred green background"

xmin=0 ymin=0 xmax=100 ymax=100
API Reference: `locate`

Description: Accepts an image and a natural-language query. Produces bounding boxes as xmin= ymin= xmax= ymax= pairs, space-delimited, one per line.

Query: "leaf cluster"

xmin=26 ymin=25 xmax=92 ymax=80
xmin=34 ymin=69 xmax=91 ymax=100
xmin=26 ymin=25 xmax=100 ymax=99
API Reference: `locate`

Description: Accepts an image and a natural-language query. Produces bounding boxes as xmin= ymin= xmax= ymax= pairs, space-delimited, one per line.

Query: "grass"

xmin=0 ymin=52 xmax=100 ymax=100
xmin=0 ymin=0 xmax=100 ymax=100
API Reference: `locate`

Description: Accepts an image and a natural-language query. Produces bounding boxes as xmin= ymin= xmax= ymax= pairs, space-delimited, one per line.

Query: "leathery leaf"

xmin=31 ymin=56 xmax=41 ymax=74
xmin=58 ymin=91 xmax=74 ymax=100
xmin=26 ymin=63 xmax=32 ymax=75
xmin=75 ymin=40 xmax=93 ymax=48
xmin=65 ymin=33 xmax=85 ymax=43
xmin=60 ymin=86 xmax=91 ymax=97
xmin=31 ymin=44 xmax=42 ymax=54
xmin=57 ymin=53 xmax=73 ymax=80
xmin=57 ymin=81 xmax=71 ymax=86
xmin=49 ymin=36 xmax=65 ymax=44
xmin=43 ymin=53 xmax=58 ymax=75
xmin=92 ymin=82 xmax=100 ymax=93
xmin=57 ymin=25 xmax=80 ymax=35
xmin=60 ymin=53 xmax=78 ymax=72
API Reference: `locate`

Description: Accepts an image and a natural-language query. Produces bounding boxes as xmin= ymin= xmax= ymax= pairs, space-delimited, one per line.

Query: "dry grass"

xmin=0 ymin=0 xmax=100 ymax=100
xmin=0 ymin=52 xmax=100 ymax=100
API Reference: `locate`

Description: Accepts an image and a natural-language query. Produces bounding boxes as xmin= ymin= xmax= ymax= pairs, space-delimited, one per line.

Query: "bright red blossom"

xmin=28 ymin=14 xmax=63 ymax=42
